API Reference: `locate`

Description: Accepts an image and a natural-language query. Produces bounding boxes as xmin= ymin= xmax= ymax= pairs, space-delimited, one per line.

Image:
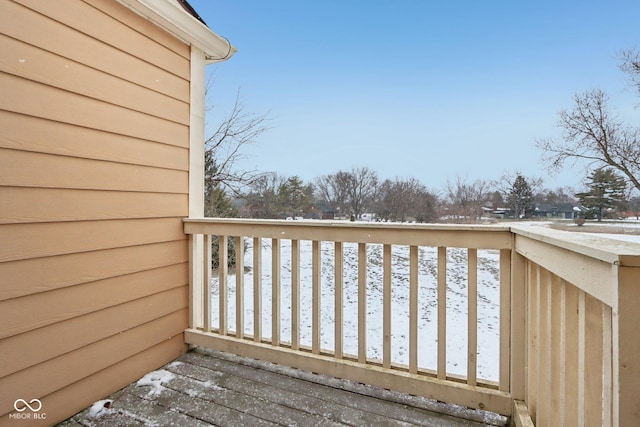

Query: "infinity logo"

xmin=14 ymin=399 xmax=43 ymax=412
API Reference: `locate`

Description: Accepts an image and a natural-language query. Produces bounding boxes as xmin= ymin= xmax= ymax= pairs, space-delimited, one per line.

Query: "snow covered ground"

xmin=211 ymin=239 xmax=502 ymax=382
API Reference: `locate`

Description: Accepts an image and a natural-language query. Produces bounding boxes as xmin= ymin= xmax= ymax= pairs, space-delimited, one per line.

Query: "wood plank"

xmin=312 ymin=240 xmax=321 ymax=354
xmin=585 ymin=294 xmax=604 ymax=427
xmin=334 ymin=241 xmax=343 ymax=358
xmin=409 ymin=245 xmax=418 ymax=373
xmin=358 ymin=242 xmax=367 ymax=363
xmin=203 ymin=234 xmax=212 ymax=333
xmin=0 ymin=111 xmax=189 ymax=170
xmin=0 ymin=34 xmax=189 ymax=124
xmin=235 ymin=236 xmax=245 ymax=338
xmin=291 ymin=239 xmax=300 ymax=350
xmin=179 ymin=351 xmax=481 ymax=427
xmin=550 ymin=277 xmax=565 ymax=425
xmin=0 ymin=240 xmax=187 ymax=300
xmin=0 ymin=148 xmax=188 ymax=193
xmin=272 ymin=238 xmax=280 ymax=346
xmin=185 ymin=330 xmax=514 ymax=416
xmin=515 ymin=234 xmax=617 ymax=307
xmin=537 ymin=268 xmax=550 ymax=426
xmin=0 ymin=286 xmax=188 ymax=377
xmin=383 ymin=244 xmax=392 ymax=368
xmin=184 ymin=219 xmax=514 ymax=250
xmin=17 ymin=0 xmax=190 ymax=79
xmin=253 ymin=237 xmax=262 ymax=342
xmin=125 ymin=373 xmax=284 ymax=426
xmin=219 ymin=236 xmax=229 ymax=336
xmin=499 ymin=249 xmax=511 ymax=392
xmin=563 ymin=282 xmax=580 ymax=426
xmin=0 ymin=263 xmax=188 ymax=339
xmin=0 ymin=217 xmax=186 ymax=262
xmin=509 ymin=250 xmax=527 ymax=401
xmin=0 ymin=313 xmax=187 ymax=417
xmin=0 ymin=0 xmax=189 ymax=101
xmin=467 ymin=248 xmax=478 ymax=385
xmin=1 ymin=73 xmax=189 ymax=148
xmin=437 ymin=246 xmax=447 ymax=379
xmin=526 ymin=263 xmax=538 ymax=419
xmin=0 ymin=187 xmax=188 ymax=224
xmin=1 ymin=336 xmax=186 ymax=426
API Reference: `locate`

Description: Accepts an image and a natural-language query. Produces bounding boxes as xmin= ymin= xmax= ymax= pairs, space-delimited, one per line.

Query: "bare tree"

xmin=205 ymin=87 xmax=271 ymax=195
xmin=537 ymin=49 xmax=640 ymax=192
xmin=314 ymin=167 xmax=378 ymax=218
xmin=619 ymin=48 xmax=640 ymax=96
xmin=377 ymin=178 xmax=438 ymax=223
xmin=443 ymin=176 xmax=490 ymax=223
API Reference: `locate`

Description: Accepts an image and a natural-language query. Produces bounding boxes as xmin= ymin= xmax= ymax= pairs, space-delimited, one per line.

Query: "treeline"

xmin=205 ymin=166 xmax=640 ymax=223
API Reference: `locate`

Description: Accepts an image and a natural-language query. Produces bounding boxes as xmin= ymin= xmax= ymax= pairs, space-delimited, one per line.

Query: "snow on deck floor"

xmin=58 ymin=348 xmax=507 ymax=427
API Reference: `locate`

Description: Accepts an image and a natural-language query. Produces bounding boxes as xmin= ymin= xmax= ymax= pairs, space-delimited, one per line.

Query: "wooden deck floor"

xmin=58 ymin=348 xmax=508 ymax=427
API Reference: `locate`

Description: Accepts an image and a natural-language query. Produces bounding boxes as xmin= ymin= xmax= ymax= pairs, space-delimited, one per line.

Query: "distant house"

xmin=533 ymin=203 xmax=584 ymax=219
xmin=0 ymin=0 xmax=234 ymax=423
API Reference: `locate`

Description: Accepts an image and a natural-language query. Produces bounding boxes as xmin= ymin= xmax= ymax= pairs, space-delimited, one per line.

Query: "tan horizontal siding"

xmin=0 ymin=263 xmax=188 ymax=340
xmin=0 ymin=149 xmax=188 ymax=193
xmin=0 ymin=286 xmax=188 ymax=378
xmin=0 ymin=310 xmax=187 ymax=417
xmin=0 ymin=111 xmax=189 ymax=170
xmin=0 ymin=187 xmax=188 ymax=224
xmin=0 ymin=218 xmax=186 ymax=263
xmin=0 ymin=241 xmax=188 ymax=301
xmin=18 ymin=0 xmax=190 ymax=79
xmin=0 ymin=0 xmax=189 ymax=102
xmin=0 ymin=34 xmax=189 ymax=124
xmin=0 ymin=0 xmax=194 ymax=421
xmin=82 ymin=0 xmax=190 ymax=59
xmin=0 ymin=336 xmax=187 ymax=426
xmin=1 ymin=72 xmax=189 ymax=148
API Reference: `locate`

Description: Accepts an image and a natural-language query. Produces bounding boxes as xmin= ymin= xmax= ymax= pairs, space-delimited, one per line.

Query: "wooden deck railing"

xmin=184 ymin=219 xmax=640 ymax=426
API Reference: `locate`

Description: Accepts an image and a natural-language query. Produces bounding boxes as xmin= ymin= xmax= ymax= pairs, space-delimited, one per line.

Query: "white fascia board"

xmin=116 ymin=0 xmax=237 ymax=63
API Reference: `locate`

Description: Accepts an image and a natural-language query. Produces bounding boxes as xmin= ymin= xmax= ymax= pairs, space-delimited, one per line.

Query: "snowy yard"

xmin=211 ymin=239 xmax=502 ymax=382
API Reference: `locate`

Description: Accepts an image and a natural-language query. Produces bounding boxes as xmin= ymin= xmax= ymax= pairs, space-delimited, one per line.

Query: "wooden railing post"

xmin=615 ymin=263 xmax=640 ymax=427
xmin=509 ymin=240 xmax=526 ymax=400
xmin=188 ymin=233 xmax=203 ymax=330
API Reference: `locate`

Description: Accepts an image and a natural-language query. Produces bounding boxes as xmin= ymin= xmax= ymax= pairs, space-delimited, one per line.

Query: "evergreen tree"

xmin=576 ymin=168 xmax=626 ymax=221
xmin=204 ymin=150 xmax=238 ymax=218
xmin=276 ymin=176 xmax=314 ymax=218
xmin=507 ymin=175 xmax=534 ymax=218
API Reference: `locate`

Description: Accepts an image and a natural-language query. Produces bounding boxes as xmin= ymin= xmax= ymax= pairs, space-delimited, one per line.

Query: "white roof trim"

xmin=116 ymin=0 xmax=236 ymax=63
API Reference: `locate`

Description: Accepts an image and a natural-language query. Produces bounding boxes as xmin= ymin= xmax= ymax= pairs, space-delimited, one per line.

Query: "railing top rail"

xmin=183 ymin=218 xmax=513 ymax=249
xmin=511 ymin=225 xmax=640 ymax=267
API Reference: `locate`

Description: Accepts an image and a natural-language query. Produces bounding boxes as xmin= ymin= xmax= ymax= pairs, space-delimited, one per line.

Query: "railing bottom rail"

xmin=185 ymin=328 xmax=514 ymax=416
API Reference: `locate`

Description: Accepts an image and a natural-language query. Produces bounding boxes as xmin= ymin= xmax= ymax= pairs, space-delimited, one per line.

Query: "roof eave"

xmin=115 ymin=0 xmax=237 ymax=63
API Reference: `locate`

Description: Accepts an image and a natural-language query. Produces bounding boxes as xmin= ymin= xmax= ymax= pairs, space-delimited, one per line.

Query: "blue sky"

xmin=189 ymin=0 xmax=640 ymax=192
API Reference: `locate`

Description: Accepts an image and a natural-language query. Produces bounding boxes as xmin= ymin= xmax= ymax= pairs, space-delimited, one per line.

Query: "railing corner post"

xmin=510 ymin=239 xmax=527 ymax=402
xmin=189 ymin=233 xmax=204 ymax=330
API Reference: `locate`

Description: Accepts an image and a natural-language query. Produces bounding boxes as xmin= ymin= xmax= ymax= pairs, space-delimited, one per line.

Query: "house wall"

xmin=0 ymin=0 xmax=193 ymax=423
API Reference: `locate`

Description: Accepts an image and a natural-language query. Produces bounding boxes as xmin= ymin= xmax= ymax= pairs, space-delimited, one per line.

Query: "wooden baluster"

xmin=467 ymin=248 xmax=477 ymax=386
xmin=253 ymin=237 xmax=262 ymax=342
xmin=235 ymin=236 xmax=244 ymax=338
xmin=437 ymin=246 xmax=447 ymax=379
xmin=203 ymin=234 xmax=212 ymax=333
xmin=409 ymin=245 xmax=418 ymax=374
xmin=291 ymin=239 xmax=300 ymax=350
xmin=272 ymin=238 xmax=280 ymax=346
xmin=335 ymin=241 xmax=344 ymax=359
xmin=219 ymin=235 xmax=228 ymax=336
xmin=358 ymin=242 xmax=367 ymax=363
xmin=312 ymin=240 xmax=321 ymax=354
xmin=383 ymin=244 xmax=392 ymax=369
